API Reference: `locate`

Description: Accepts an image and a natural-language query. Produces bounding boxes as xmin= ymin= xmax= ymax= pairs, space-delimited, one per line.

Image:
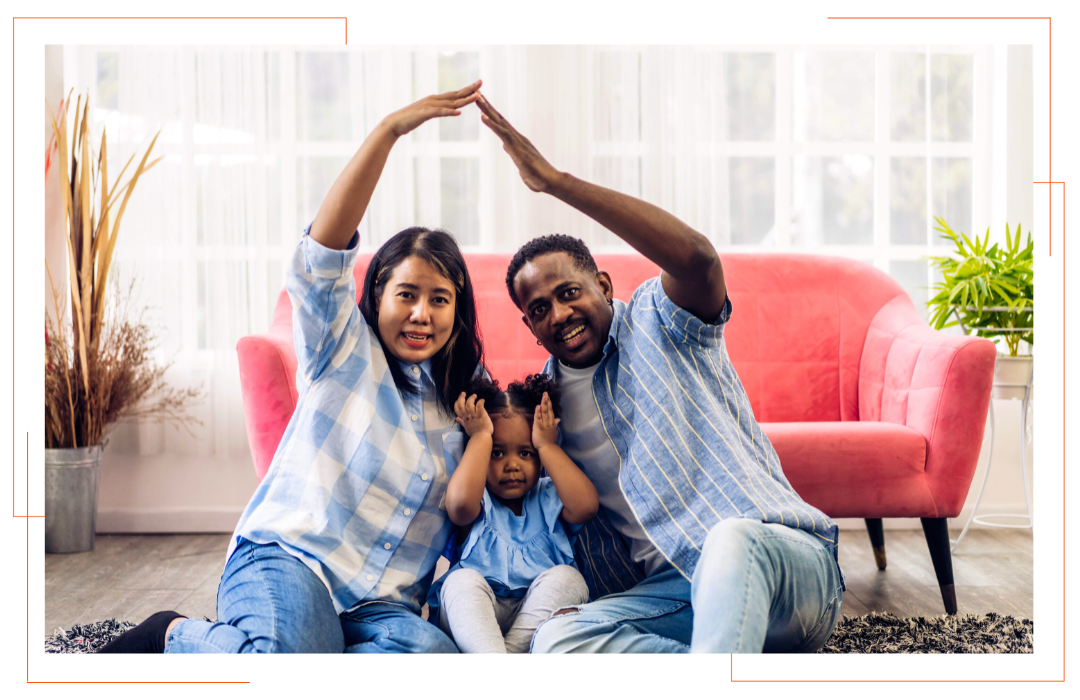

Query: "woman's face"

xmin=485 ymin=412 xmax=541 ymax=506
xmin=377 ymin=255 xmax=457 ymax=365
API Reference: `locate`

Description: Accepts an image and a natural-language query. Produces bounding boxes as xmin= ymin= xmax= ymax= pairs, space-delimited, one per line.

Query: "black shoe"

xmin=97 ymin=611 xmax=186 ymax=653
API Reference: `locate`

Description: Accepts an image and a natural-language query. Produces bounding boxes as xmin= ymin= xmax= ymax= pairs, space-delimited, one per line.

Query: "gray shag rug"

xmin=819 ymin=612 xmax=1033 ymax=653
xmin=45 ymin=619 xmax=137 ymax=654
xmin=45 ymin=615 xmax=222 ymax=653
xmin=45 ymin=612 xmax=1033 ymax=653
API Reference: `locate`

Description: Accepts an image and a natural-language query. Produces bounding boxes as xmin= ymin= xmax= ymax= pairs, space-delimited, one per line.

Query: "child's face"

xmin=485 ymin=412 xmax=541 ymax=504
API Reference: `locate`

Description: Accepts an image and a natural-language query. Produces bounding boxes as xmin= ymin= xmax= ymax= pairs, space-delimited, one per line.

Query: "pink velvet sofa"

xmin=237 ymin=252 xmax=996 ymax=614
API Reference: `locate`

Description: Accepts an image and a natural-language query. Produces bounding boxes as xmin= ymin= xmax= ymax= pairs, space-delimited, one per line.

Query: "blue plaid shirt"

xmin=544 ymin=278 xmax=841 ymax=600
xmin=230 ymin=230 xmax=464 ymax=615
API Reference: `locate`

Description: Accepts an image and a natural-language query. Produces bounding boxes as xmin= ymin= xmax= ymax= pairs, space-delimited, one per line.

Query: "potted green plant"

xmin=926 ymin=217 xmax=1033 ymax=400
xmin=44 ymin=91 xmax=201 ymax=553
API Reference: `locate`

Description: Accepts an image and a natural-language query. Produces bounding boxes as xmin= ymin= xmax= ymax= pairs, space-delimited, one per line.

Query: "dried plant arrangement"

xmin=45 ymin=90 xmax=201 ymax=449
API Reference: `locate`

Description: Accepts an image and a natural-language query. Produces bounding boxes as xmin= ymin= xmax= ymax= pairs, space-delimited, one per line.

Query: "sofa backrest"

xmin=342 ymin=251 xmax=912 ymax=423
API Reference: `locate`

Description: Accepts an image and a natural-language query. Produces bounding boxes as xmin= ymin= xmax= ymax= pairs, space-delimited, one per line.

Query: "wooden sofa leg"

xmin=920 ymin=517 xmax=958 ymax=615
xmin=864 ymin=518 xmax=886 ymax=570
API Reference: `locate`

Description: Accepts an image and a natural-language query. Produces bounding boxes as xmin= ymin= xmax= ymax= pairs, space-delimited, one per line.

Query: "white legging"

xmin=437 ymin=564 xmax=589 ymax=653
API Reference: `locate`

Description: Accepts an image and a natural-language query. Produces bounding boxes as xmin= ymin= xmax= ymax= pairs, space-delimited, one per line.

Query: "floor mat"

xmin=819 ymin=611 xmax=1033 ymax=653
xmin=44 ymin=611 xmax=1034 ymax=653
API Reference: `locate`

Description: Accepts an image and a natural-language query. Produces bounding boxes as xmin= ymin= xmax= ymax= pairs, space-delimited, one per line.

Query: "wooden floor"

xmin=44 ymin=528 xmax=1033 ymax=639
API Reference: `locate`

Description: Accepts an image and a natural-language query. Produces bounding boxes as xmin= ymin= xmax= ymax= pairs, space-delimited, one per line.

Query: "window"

xmin=587 ymin=46 xmax=991 ymax=317
xmin=81 ymin=46 xmax=489 ymax=351
xmin=70 ymin=44 xmax=994 ymax=461
xmin=85 ymin=44 xmax=990 ymax=334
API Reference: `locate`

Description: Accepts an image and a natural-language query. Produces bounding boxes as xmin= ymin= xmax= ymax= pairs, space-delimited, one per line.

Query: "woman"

xmin=100 ymin=81 xmax=486 ymax=654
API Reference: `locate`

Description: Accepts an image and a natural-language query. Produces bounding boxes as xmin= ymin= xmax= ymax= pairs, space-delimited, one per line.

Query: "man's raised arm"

xmin=477 ymin=93 xmax=726 ymax=322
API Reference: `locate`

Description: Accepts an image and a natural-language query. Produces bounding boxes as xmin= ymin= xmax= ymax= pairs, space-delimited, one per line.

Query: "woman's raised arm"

xmin=308 ymin=81 xmax=482 ymax=250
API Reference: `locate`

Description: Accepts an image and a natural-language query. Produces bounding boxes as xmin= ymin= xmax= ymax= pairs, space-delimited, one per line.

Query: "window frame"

xmin=583 ymin=44 xmax=994 ymax=315
xmin=72 ymin=43 xmax=995 ymax=355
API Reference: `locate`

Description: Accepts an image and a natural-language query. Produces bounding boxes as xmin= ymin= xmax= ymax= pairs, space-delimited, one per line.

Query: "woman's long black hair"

xmin=358 ymin=226 xmax=485 ymax=415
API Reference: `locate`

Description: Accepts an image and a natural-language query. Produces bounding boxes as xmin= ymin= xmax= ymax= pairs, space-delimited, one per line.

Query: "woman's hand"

xmin=532 ymin=392 xmax=560 ymax=450
xmin=454 ymin=393 xmax=494 ymax=438
xmin=476 ymin=92 xmax=562 ymax=193
xmin=309 ymin=80 xmax=481 ymax=250
xmin=382 ymin=80 xmax=482 ymax=138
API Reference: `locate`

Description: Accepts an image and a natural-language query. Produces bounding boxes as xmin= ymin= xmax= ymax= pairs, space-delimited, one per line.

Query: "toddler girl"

xmin=429 ymin=374 xmax=599 ymax=653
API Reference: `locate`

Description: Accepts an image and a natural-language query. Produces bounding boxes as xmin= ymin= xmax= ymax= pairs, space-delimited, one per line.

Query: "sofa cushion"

xmin=762 ymin=421 xmax=936 ymax=518
xmin=720 ymin=254 xmax=909 ymax=423
xmin=349 ymin=251 xmax=913 ymax=418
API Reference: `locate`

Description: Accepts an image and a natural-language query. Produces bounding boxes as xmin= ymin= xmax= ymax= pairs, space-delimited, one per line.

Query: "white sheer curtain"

xmin=65 ymin=47 xmax=269 ymax=466
xmin=61 ymin=44 xmax=990 ymax=485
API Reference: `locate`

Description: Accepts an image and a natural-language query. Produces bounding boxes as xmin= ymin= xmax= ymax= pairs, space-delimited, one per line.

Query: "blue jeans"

xmin=165 ymin=539 xmax=458 ymax=653
xmin=531 ymin=519 xmax=843 ymax=653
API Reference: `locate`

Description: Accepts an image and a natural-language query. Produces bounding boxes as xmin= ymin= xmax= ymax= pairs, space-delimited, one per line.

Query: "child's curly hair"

xmin=464 ymin=374 xmax=561 ymax=420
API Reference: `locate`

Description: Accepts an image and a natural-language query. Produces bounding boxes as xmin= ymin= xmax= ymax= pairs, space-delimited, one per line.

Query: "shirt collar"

xmin=396 ymin=357 xmax=435 ymax=385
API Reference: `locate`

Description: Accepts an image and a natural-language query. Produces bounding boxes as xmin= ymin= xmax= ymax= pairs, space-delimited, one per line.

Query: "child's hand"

xmin=454 ymin=393 xmax=494 ymax=438
xmin=532 ymin=392 xmax=560 ymax=450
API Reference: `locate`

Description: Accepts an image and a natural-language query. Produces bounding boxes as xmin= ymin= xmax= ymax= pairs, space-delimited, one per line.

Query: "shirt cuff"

xmin=300 ymin=224 xmax=360 ymax=277
xmin=653 ymin=279 xmax=732 ymax=347
xmin=713 ymin=295 xmax=733 ymax=325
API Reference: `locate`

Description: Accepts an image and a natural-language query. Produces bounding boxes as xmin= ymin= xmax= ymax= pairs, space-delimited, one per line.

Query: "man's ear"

xmin=596 ymin=271 xmax=614 ymax=303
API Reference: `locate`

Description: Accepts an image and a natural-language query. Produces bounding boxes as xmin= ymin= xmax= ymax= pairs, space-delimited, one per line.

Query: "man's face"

xmin=513 ymin=252 xmax=614 ymax=369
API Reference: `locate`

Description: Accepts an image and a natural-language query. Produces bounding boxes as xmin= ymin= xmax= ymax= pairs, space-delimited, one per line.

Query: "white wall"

xmin=44 ymin=45 xmax=1035 ymax=535
xmin=1007 ymin=46 xmax=1034 ymax=235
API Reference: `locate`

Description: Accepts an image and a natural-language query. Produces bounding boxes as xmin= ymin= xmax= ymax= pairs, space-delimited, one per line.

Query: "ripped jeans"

xmin=164 ymin=539 xmax=457 ymax=654
xmin=530 ymin=519 xmax=844 ymax=653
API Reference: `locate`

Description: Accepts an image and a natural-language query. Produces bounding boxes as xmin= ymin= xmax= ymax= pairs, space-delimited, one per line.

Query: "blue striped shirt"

xmin=229 ymin=230 xmax=464 ymax=615
xmin=544 ymin=278 xmax=841 ymax=599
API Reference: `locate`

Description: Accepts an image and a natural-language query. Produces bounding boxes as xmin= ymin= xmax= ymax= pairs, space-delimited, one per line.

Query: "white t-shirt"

xmin=557 ymin=360 xmax=668 ymax=577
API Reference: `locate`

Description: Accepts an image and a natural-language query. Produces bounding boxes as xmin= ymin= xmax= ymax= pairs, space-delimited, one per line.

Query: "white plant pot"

xmin=993 ymin=355 xmax=1033 ymax=400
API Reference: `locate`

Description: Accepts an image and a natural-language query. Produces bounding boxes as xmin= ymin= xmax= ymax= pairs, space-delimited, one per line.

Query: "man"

xmin=477 ymin=93 xmax=844 ymax=653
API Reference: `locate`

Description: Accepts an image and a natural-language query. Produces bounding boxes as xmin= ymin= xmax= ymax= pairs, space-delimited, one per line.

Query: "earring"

xmin=536 ymin=339 xmax=543 ymax=346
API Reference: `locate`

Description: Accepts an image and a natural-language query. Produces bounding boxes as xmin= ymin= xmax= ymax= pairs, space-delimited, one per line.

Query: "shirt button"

xmin=421 ymin=474 xmax=429 ymax=481
xmin=366 ymin=574 xmax=374 ymax=581
xmin=419 ymin=445 xmax=425 ymax=451
xmin=384 ymin=543 xmax=391 ymax=550
xmin=412 ymin=366 xmax=420 ymax=376
xmin=403 ymin=508 xmax=411 ymax=515
xmin=411 ymin=414 xmax=418 ymax=421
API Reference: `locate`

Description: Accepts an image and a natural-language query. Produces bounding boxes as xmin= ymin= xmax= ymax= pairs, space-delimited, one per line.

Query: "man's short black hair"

xmin=505 ymin=234 xmax=598 ymax=309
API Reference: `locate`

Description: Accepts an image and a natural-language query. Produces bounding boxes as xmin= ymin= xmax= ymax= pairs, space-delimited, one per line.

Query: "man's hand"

xmin=477 ymin=93 xmax=562 ymax=193
xmin=383 ymin=81 xmax=482 ymax=138
xmin=454 ymin=393 xmax=494 ymax=438
xmin=532 ymin=392 xmax=560 ymax=450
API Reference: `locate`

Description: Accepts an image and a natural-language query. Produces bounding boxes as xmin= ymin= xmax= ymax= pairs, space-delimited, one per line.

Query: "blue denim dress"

xmin=427 ymin=477 xmax=580 ymax=615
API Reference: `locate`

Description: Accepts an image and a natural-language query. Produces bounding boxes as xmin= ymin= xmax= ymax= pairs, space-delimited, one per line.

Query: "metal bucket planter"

xmin=45 ymin=445 xmax=102 ymax=553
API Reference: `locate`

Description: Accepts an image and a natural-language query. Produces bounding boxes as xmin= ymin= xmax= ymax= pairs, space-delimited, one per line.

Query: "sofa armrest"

xmin=859 ymin=295 xmax=997 ymax=517
xmin=236 ymin=290 xmax=298 ymax=482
